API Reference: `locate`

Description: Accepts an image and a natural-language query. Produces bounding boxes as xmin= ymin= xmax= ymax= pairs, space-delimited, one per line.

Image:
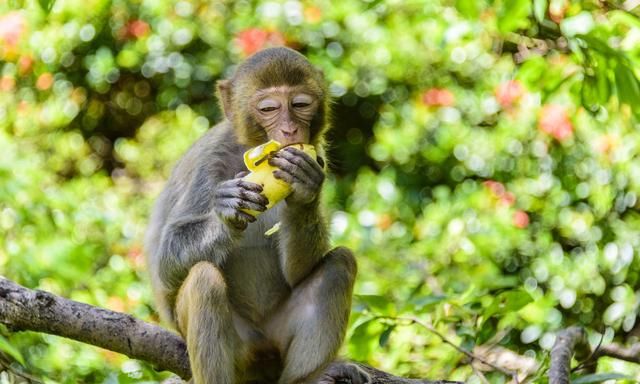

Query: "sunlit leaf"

xmin=533 ymin=0 xmax=548 ymax=22
xmin=497 ymin=0 xmax=531 ymax=33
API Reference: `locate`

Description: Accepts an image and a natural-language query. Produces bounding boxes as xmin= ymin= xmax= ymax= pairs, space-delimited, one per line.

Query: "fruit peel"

xmin=241 ymin=140 xmax=317 ymax=217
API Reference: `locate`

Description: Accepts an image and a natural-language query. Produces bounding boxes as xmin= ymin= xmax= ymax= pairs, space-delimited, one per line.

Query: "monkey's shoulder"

xmin=169 ymin=121 xmax=246 ymax=185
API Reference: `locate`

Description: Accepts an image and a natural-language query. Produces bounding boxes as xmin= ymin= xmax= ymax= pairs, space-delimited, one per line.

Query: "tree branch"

xmin=0 ymin=277 xmax=458 ymax=384
xmin=0 ymin=276 xmax=191 ymax=377
xmin=593 ymin=342 xmax=640 ymax=364
xmin=548 ymin=327 xmax=589 ymax=384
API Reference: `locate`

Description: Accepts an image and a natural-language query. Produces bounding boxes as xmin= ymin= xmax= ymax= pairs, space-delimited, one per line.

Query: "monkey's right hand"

xmin=213 ymin=172 xmax=269 ymax=231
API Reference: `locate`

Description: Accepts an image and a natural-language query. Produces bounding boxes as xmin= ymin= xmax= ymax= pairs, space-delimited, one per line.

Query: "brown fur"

xmin=146 ymin=47 xmax=367 ymax=384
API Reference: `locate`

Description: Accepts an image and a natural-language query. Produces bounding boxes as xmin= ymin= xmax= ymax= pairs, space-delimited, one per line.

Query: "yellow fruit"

xmin=241 ymin=140 xmax=317 ymax=217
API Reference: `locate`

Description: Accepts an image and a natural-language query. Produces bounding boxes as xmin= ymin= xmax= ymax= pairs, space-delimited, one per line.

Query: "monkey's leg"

xmin=175 ymin=261 xmax=238 ymax=384
xmin=267 ymin=247 xmax=358 ymax=384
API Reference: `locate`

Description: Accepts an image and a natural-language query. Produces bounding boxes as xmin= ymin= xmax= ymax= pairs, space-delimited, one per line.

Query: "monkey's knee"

xmin=182 ymin=261 xmax=227 ymax=298
xmin=175 ymin=261 xmax=228 ymax=334
xmin=321 ymin=246 xmax=357 ymax=285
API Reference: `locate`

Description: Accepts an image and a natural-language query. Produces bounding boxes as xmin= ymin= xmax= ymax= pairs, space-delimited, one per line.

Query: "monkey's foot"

xmin=315 ymin=362 xmax=371 ymax=384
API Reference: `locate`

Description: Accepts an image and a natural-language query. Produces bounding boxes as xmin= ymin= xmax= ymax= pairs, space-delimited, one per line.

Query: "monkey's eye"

xmin=257 ymin=99 xmax=280 ymax=113
xmin=292 ymin=94 xmax=313 ymax=109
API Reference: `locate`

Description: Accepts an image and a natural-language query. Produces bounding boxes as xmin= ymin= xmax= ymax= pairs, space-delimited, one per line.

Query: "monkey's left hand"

xmin=269 ymin=146 xmax=325 ymax=206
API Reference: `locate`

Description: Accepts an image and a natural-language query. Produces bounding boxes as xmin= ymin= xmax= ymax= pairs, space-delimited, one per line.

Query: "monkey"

xmin=145 ymin=47 xmax=370 ymax=384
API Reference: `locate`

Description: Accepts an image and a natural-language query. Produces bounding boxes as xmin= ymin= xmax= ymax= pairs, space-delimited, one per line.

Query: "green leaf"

xmin=356 ymin=295 xmax=394 ymax=314
xmin=348 ymin=317 xmax=377 ymax=360
xmin=410 ymin=294 xmax=447 ymax=310
xmin=0 ymin=335 xmax=25 ymax=366
xmin=614 ymin=62 xmax=640 ymax=118
xmin=572 ymin=373 xmax=631 ymax=384
xmin=378 ymin=325 xmax=395 ymax=348
xmin=484 ymin=289 xmax=533 ymax=320
xmin=37 ymin=0 xmax=55 ymax=13
xmin=533 ymin=0 xmax=548 ymax=22
xmin=455 ymin=0 xmax=479 ymax=18
xmin=497 ymin=0 xmax=532 ymax=33
xmin=476 ymin=321 xmax=498 ymax=345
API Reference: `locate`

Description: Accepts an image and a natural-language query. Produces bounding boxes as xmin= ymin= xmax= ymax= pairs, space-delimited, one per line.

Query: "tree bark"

xmin=0 ymin=277 xmax=458 ymax=384
xmin=548 ymin=326 xmax=589 ymax=384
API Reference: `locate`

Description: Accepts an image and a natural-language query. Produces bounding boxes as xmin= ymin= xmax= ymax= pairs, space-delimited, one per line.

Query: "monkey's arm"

xmin=279 ymin=199 xmax=330 ymax=286
xmin=270 ymin=147 xmax=330 ymax=286
xmin=156 ymin=169 xmax=267 ymax=288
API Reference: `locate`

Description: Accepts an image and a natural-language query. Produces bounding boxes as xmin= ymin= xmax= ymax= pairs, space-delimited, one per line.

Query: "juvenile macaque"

xmin=145 ymin=47 xmax=369 ymax=384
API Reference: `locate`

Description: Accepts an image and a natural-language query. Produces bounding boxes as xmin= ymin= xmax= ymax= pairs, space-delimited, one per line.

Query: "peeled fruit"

xmin=241 ymin=140 xmax=317 ymax=217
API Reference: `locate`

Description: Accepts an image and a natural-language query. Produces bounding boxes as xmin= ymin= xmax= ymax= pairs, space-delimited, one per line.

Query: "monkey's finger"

xmin=237 ymin=179 xmax=264 ymax=193
xmin=220 ymin=207 xmax=256 ymax=224
xmin=272 ymin=169 xmax=300 ymax=185
xmin=234 ymin=171 xmax=249 ymax=179
xmin=233 ymin=197 xmax=267 ymax=212
xmin=282 ymin=146 xmax=325 ymax=174
xmin=269 ymin=155 xmax=316 ymax=182
xmin=215 ymin=180 xmax=262 ymax=199
xmin=279 ymin=147 xmax=323 ymax=176
xmin=217 ymin=190 xmax=268 ymax=208
xmin=239 ymin=190 xmax=269 ymax=206
xmin=233 ymin=209 xmax=256 ymax=223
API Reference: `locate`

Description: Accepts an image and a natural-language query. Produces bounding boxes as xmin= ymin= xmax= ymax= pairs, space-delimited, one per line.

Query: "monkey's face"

xmin=251 ymin=85 xmax=319 ymax=146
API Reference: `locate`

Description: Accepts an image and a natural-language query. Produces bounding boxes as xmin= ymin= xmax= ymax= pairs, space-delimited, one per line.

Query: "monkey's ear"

xmin=216 ymin=80 xmax=233 ymax=120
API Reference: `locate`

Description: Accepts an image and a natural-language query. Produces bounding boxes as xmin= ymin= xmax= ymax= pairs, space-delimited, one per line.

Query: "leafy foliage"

xmin=1 ymin=0 xmax=640 ymax=382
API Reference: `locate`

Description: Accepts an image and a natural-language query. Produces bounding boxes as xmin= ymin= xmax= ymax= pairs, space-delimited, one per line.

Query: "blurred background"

xmin=1 ymin=0 xmax=640 ymax=383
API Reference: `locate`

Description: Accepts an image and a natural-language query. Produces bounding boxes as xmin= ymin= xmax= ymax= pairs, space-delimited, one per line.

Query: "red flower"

xmin=495 ymin=80 xmax=524 ymax=108
xmin=0 ymin=12 xmax=26 ymax=48
xmin=236 ymin=28 xmax=285 ymax=57
xmin=127 ymin=20 xmax=150 ymax=39
xmin=539 ymin=104 xmax=573 ymax=141
xmin=513 ymin=210 xmax=529 ymax=229
xmin=483 ymin=180 xmax=505 ymax=197
xmin=484 ymin=180 xmax=516 ymax=206
xmin=421 ymin=88 xmax=455 ymax=107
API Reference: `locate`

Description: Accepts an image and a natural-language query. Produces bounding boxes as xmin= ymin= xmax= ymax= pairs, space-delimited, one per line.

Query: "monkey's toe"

xmin=316 ymin=362 xmax=371 ymax=384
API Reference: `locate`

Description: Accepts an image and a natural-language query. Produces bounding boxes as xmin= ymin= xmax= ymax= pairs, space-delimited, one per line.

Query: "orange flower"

xmin=549 ymin=0 xmax=568 ymax=23
xmin=304 ymin=6 xmax=323 ymax=23
xmin=376 ymin=214 xmax=393 ymax=230
xmin=236 ymin=28 xmax=285 ymax=57
xmin=421 ymin=88 xmax=455 ymax=107
xmin=495 ymin=80 xmax=524 ymax=108
xmin=0 ymin=76 xmax=15 ymax=92
xmin=36 ymin=72 xmax=53 ymax=91
xmin=539 ymin=104 xmax=573 ymax=141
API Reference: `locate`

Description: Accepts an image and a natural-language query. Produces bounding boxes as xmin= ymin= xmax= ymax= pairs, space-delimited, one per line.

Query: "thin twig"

xmin=376 ymin=316 xmax=520 ymax=384
xmin=572 ymin=332 xmax=604 ymax=373
xmin=471 ymin=363 xmax=490 ymax=384
xmin=0 ymin=355 xmax=42 ymax=384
